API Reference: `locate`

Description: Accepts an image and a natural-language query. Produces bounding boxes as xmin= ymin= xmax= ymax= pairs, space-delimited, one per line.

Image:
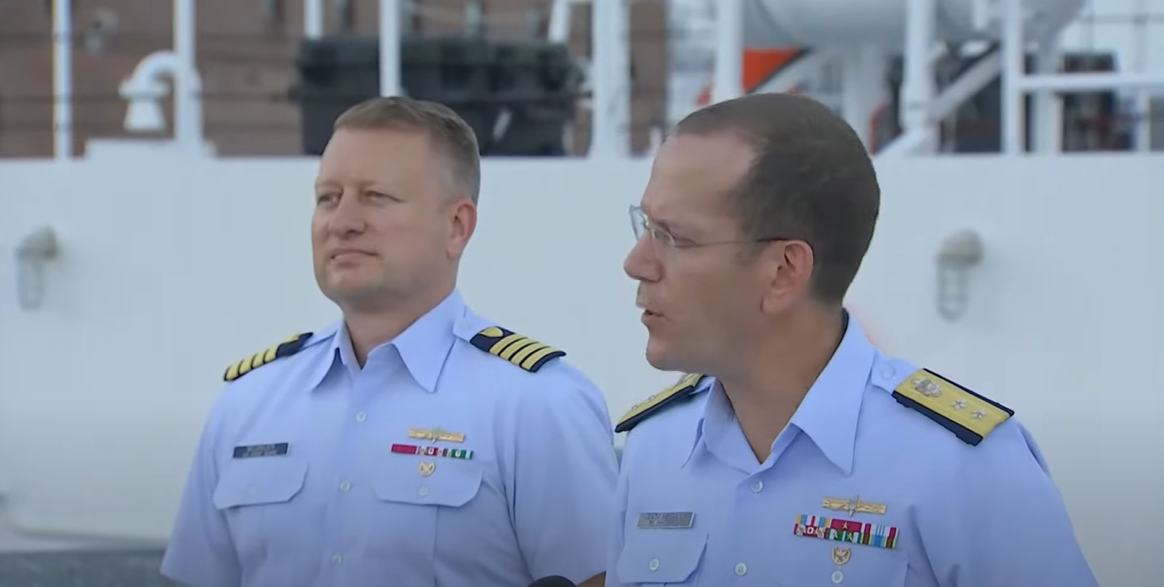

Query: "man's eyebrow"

xmin=644 ymin=208 xmax=677 ymax=231
xmin=654 ymin=215 xmax=698 ymax=237
xmin=644 ymin=205 xmax=699 ymax=236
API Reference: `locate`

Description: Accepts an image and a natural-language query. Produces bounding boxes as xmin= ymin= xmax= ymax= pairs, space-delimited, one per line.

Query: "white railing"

xmin=43 ymin=0 xmax=1164 ymax=160
xmin=885 ymin=0 xmax=1164 ymax=155
xmin=47 ymin=0 xmax=635 ymax=160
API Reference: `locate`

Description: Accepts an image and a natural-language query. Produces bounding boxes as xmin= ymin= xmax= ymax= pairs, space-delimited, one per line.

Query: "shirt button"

xmin=648 ymin=558 xmax=660 ymax=571
xmin=355 ymin=411 xmax=367 ymax=423
xmin=331 ymin=554 xmax=343 ymax=565
xmin=735 ymin=563 xmax=747 ymax=576
xmin=751 ymin=480 xmax=763 ymax=493
xmin=418 ymin=486 xmax=429 ymax=497
xmin=339 ymin=480 xmax=351 ymax=492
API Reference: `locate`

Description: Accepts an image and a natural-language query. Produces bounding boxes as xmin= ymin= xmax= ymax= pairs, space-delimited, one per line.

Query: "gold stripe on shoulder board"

xmin=469 ymin=326 xmax=565 ymax=373
xmin=223 ymin=332 xmax=313 ymax=382
xmin=615 ymin=373 xmax=707 ymax=433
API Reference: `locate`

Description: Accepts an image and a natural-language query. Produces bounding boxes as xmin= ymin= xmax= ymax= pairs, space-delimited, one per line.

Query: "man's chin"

xmin=646 ymin=336 xmax=708 ymax=375
xmin=644 ymin=338 xmax=676 ymax=372
xmin=322 ymin=281 xmax=385 ymax=310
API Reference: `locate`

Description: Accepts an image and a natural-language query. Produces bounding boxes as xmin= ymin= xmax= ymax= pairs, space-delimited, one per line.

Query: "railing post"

xmin=1001 ymin=0 xmax=1026 ymax=155
xmin=901 ymin=0 xmax=936 ymax=153
xmin=379 ymin=0 xmax=401 ymax=97
xmin=711 ymin=0 xmax=743 ymax=104
xmin=52 ymin=0 xmax=72 ymax=160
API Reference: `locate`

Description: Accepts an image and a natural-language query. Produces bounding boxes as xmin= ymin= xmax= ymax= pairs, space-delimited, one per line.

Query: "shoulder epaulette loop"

xmin=892 ymin=368 xmax=1014 ymax=446
xmin=615 ymin=373 xmax=708 ymax=434
xmin=223 ymin=332 xmax=313 ymax=382
xmin=469 ymin=326 xmax=565 ymax=373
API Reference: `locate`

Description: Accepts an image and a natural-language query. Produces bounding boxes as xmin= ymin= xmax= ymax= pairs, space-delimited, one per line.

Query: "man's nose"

xmin=624 ymin=236 xmax=661 ymax=283
xmin=327 ymin=193 xmax=366 ymax=235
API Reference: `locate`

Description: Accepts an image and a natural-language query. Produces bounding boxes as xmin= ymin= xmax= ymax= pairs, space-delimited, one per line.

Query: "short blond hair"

xmin=334 ymin=96 xmax=481 ymax=204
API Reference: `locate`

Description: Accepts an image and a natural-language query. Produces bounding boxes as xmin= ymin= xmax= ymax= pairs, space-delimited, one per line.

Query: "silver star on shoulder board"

xmin=972 ymin=410 xmax=986 ymax=419
xmin=912 ymin=378 xmax=942 ymax=398
xmin=952 ymin=400 xmax=967 ymax=410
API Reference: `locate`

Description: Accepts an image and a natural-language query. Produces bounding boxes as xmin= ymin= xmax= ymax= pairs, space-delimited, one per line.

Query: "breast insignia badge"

xmin=397 ymin=427 xmax=473 ymax=462
xmin=830 ymin=546 xmax=852 ymax=584
xmin=831 ymin=546 xmax=851 ymax=566
xmin=822 ymin=495 xmax=887 ymax=516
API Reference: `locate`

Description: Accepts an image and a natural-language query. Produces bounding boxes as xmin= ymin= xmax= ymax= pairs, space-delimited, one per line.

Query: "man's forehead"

xmin=314 ymin=175 xmax=374 ymax=189
xmin=642 ymin=133 xmax=753 ymax=223
xmin=315 ymin=129 xmax=435 ymax=183
xmin=657 ymin=132 xmax=753 ymax=174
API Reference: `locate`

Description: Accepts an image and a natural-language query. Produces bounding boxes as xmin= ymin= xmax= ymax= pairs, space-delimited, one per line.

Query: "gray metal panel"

xmin=0 ymin=550 xmax=176 ymax=587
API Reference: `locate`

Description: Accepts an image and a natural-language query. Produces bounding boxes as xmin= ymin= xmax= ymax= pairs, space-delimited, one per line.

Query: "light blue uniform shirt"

xmin=607 ymin=317 xmax=1098 ymax=587
xmin=162 ymin=290 xmax=617 ymax=587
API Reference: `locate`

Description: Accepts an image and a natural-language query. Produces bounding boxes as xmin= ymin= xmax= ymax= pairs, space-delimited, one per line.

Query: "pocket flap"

xmin=616 ymin=531 xmax=707 ymax=584
xmin=372 ymin=458 xmax=483 ymax=508
xmin=212 ymin=457 xmax=308 ymax=509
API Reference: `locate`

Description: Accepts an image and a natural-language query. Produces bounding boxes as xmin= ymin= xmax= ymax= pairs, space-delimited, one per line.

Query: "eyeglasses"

xmin=629 ymin=205 xmax=792 ymax=250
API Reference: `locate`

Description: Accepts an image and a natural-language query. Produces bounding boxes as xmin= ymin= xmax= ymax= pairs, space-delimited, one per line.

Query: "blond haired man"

xmin=162 ymin=97 xmax=615 ymax=587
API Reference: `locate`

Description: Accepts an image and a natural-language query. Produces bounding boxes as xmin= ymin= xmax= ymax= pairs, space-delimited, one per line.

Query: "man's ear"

xmin=759 ymin=240 xmax=815 ymax=313
xmin=447 ymin=199 xmax=477 ymax=259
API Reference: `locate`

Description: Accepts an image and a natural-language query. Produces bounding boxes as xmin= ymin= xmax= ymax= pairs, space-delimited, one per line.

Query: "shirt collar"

xmin=786 ymin=315 xmax=876 ymax=474
xmin=686 ymin=311 xmax=876 ymax=475
xmin=394 ymin=290 xmax=465 ymax=391
xmin=299 ymin=321 xmax=341 ymax=391
xmin=307 ymin=290 xmax=466 ymax=393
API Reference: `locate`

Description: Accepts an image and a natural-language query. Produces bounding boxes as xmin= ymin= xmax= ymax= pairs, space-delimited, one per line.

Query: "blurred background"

xmin=1 ymin=0 xmax=1161 ymax=160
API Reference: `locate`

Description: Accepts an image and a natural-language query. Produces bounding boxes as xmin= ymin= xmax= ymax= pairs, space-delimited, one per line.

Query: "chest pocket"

xmin=372 ymin=457 xmax=483 ymax=507
xmin=365 ymin=457 xmax=486 ymax=564
xmin=213 ymin=456 xmax=309 ymax=509
xmin=212 ymin=455 xmax=309 ymax=559
xmin=617 ymin=530 xmax=708 ymax=586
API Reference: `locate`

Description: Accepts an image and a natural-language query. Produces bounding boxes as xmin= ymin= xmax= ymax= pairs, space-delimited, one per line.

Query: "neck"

xmin=343 ymin=281 xmax=455 ymax=366
xmin=718 ymin=304 xmax=845 ymax=460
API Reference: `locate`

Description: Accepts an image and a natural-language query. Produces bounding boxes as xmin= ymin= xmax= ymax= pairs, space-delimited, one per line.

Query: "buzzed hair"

xmin=334 ymin=96 xmax=482 ymax=204
xmin=673 ymin=93 xmax=880 ymax=305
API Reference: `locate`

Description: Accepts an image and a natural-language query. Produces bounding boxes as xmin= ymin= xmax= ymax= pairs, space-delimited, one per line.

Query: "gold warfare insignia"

xmin=821 ymin=495 xmax=887 ymax=516
xmin=408 ymin=427 xmax=465 ymax=444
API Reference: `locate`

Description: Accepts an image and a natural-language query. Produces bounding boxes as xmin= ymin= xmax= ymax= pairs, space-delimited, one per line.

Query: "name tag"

xmin=233 ymin=443 xmax=289 ymax=459
xmin=637 ymin=512 xmax=695 ymax=529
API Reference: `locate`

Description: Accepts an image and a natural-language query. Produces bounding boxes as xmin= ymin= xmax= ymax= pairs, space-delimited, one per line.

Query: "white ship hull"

xmin=1 ymin=155 xmax=1162 ymax=586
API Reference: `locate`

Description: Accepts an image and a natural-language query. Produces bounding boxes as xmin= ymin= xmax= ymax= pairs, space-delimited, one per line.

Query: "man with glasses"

xmin=605 ymin=93 xmax=1097 ymax=587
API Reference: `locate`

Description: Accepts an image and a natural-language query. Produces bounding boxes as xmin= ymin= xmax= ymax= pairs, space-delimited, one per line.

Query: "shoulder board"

xmin=223 ymin=332 xmax=313 ymax=382
xmin=615 ymin=373 xmax=709 ymax=434
xmin=469 ymin=326 xmax=565 ymax=373
xmin=892 ymin=368 xmax=1014 ymax=446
